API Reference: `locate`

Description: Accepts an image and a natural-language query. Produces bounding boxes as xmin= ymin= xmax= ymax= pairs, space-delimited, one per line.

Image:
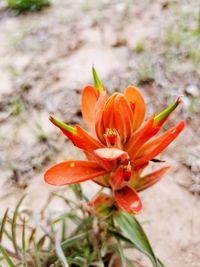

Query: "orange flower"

xmin=44 ymin=67 xmax=185 ymax=214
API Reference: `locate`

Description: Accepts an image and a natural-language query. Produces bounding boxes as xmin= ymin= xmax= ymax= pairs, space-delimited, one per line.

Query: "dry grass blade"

xmin=55 ymin=238 xmax=69 ymax=267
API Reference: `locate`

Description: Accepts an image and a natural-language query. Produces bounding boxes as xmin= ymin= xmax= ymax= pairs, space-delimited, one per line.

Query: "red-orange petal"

xmin=95 ymin=91 xmax=108 ymax=143
xmin=110 ymin=167 xmax=125 ymax=190
xmin=94 ymin=148 xmax=129 ymax=162
xmin=114 ymin=186 xmax=143 ymax=214
xmin=133 ymin=121 xmax=185 ymax=168
xmin=124 ymin=85 xmax=146 ymax=131
xmin=81 ymin=85 xmax=99 ymax=133
xmin=102 ymin=93 xmax=134 ymax=143
xmin=113 ymin=94 xmax=134 ymax=142
xmin=44 ymin=160 xmax=109 ymax=186
xmin=73 ymin=125 xmax=103 ymax=152
xmin=125 ymin=116 xmax=159 ymax=159
xmin=135 ymin=166 xmax=171 ymax=192
xmin=136 ymin=122 xmax=184 ymax=157
xmin=84 ymin=150 xmax=116 ymax=171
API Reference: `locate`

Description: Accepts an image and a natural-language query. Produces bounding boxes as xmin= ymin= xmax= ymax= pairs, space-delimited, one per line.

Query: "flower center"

xmin=104 ymin=128 xmax=122 ymax=148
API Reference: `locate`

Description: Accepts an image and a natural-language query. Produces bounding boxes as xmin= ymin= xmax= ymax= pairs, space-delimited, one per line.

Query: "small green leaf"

xmin=0 ymin=244 xmax=15 ymax=267
xmin=50 ymin=116 xmax=77 ymax=134
xmin=154 ymin=97 xmax=181 ymax=125
xmin=92 ymin=66 xmax=104 ymax=92
xmin=55 ymin=239 xmax=69 ymax=267
xmin=114 ymin=211 xmax=164 ymax=267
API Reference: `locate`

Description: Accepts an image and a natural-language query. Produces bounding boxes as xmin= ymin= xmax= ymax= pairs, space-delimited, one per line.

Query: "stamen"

xmin=123 ymin=161 xmax=132 ymax=181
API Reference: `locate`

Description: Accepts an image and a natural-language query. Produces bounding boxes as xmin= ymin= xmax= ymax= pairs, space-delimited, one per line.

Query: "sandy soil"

xmin=0 ymin=0 xmax=200 ymax=266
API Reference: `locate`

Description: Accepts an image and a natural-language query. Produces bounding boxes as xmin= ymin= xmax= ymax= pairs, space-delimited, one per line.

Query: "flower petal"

xmin=124 ymin=85 xmax=146 ymax=131
xmin=81 ymin=85 xmax=99 ymax=132
xmin=110 ymin=167 xmax=126 ymax=190
xmin=125 ymin=116 xmax=160 ymax=159
xmin=102 ymin=93 xmax=134 ymax=143
xmin=50 ymin=116 xmax=103 ymax=152
xmin=135 ymin=166 xmax=170 ymax=192
xmin=84 ymin=150 xmax=116 ymax=171
xmin=133 ymin=121 xmax=185 ymax=168
xmin=136 ymin=121 xmax=184 ymax=157
xmin=44 ymin=160 xmax=109 ymax=185
xmin=95 ymin=91 xmax=108 ymax=143
xmin=113 ymin=94 xmax=134 ymax=142
xmin=114 ymin=186 xmax=143 ymax=214
xmin=73 ymin=125 xmax=103 ymax=152
xmin=94 ymin=148 xmax=129 ymax=162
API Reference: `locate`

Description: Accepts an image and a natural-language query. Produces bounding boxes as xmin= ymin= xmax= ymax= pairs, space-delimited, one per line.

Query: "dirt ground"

xmin=0 ymin=0 xmax=200 ymax=266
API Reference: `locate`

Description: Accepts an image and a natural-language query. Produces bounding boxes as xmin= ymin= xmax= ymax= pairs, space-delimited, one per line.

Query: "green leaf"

xmin=113 ymin=211 xmax=164 ymax=267
xmin=55 ymin=239 xmax=69 ymax=267
xmin=0 ymin=244 xmax=15 ymax=267
xmin=92 ymin=66 xmax=104 ymax=92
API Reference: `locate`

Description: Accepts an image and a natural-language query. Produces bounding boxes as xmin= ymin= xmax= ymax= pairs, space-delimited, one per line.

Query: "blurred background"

xmin=0 ymin=0 xmax=200 ymax=266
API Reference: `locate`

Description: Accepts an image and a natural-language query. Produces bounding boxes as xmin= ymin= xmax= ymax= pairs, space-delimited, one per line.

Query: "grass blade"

xmin=55 ymin=239 xmax=69 ymax=267
xmin=11 ymin=195 xmax=26 ymax=255
xmin=0 ymin=244 xmax=15 ymax=267
xmin=22 ymin=218 xmax=27 ymax=267
xmin=0 ymin=208 xmax=9 ymax=242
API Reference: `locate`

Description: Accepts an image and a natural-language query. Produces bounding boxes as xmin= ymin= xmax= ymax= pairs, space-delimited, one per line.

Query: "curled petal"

xmin=94 ymin=148 xmax=129 ymax=162
xmin=124 ymin=85 xmax=146 ymax=131
xmin=114 ymin=186 xmax=143 ymax=214
xmin=133 ymin=121 xmax=185 ymax=168
xmin=44 ymin=160 xmax=109 ymax=185
xmin=135 ymin=166 xmax=171 ymax=192
xmin=81 ymin=85 xmax=99 ymax=132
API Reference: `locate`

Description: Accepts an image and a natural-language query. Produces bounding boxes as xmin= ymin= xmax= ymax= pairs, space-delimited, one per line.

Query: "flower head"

xmin=44 ymin=68 xmax=185 ymax=214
